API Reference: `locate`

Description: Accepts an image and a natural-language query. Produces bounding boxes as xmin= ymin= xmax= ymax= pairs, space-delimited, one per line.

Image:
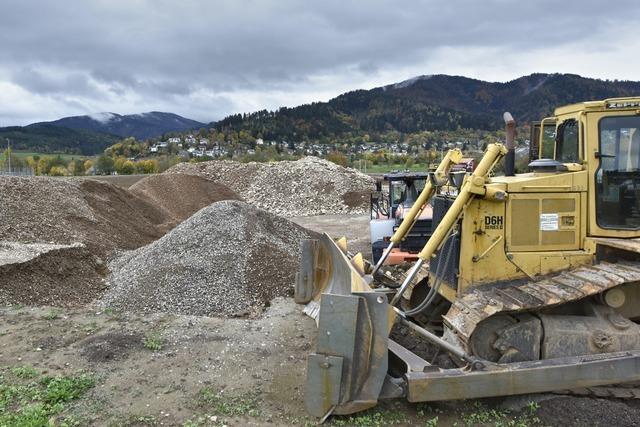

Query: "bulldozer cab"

xmin=369 ymin=172 xmax=431 ymax=264
xmin=537 ymin=98 xmax=640 ymax=237
xmin=384 ymin=172 xmax=428 ymax=219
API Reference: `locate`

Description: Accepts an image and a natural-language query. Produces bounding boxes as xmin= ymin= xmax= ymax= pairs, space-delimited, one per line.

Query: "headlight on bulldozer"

xmin=483 ymin=186 xmax=507 ymax=201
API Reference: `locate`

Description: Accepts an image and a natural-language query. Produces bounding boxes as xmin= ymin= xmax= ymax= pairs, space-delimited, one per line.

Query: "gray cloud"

xmin=1 ymin=0 xmax=640 ymax=125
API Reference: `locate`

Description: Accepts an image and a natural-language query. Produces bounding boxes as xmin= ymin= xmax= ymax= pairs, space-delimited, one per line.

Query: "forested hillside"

xmin=214 ymin=73 xmax=640 ymax=142
xmin=0 ymin=124 xmax=120 ymax=155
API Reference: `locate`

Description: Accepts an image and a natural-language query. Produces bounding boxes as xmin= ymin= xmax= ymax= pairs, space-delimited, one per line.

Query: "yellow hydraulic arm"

xmin=390 ymin=143 xmax=507 ymax=305
xmin=371 ymin=148 xmax=463 ymax=276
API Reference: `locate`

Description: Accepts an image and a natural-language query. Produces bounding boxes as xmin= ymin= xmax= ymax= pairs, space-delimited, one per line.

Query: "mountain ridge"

xmin=4 ymin=73 xmax=640 ymax=155
xmin=0 ymin=111 xmax=207 ymax=155
xmin=39 ymin=111 xmax=206 ymax=140
xmin=214 ymin=73 xmax=640 ymax=141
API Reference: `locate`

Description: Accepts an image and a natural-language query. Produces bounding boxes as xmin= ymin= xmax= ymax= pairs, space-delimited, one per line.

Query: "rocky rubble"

xmin=99 ymin=200 xmax=319 ymax=317
xmin=166 ymin=156 xmax=375 ymax=216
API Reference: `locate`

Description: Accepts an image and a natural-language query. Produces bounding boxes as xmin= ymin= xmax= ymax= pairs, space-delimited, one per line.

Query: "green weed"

xmin=425 ymin=415 xmax=439 ymax=427
xmin=462 ymin=401 xmax=542 ymax=427
xmin=330 ymin=408 xmax=407 ymax=426
xmin=198 ymin=389 xmax=260 ymax=417
xmin=143 ymin=332 xmax=164 ymax=351
xmin=83 ymin=321 xmax=99 ymax=334
xmin=0 ymin=367 xmax=95 ymax=426
xmin=43 ymin=309 xmax=62 ymax=320
xmin=10 ymin=366 xmax=38 ymax=379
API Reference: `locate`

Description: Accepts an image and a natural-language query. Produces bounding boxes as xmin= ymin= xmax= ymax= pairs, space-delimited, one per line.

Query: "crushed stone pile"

xmin=100 ymin=200 xmax=319 ymax=317
xmin=0 ymin=241 xmax=106 ymax=307
xmin=0 ymin=177 xmax=170 ymax=258
xmin=130 ymin=174 xmax=242 ymax=223
xmin=166 ymin=156 xmax=375 ymax=216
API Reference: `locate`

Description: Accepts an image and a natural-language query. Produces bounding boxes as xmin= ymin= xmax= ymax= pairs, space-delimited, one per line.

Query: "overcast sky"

xmin=1 ymin=0 xmax=639 ymax=125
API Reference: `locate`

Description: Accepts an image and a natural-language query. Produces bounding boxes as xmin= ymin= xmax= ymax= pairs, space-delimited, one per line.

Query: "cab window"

xmin=556 ymin=119 xmax=579 ymax=163
xmin=389 ymin=181 xmax=407 ymax=206
xmin=596 ymin=116 xmax=640 ymax=229
xmin=540 ymin=124 xmax=556 ymax=159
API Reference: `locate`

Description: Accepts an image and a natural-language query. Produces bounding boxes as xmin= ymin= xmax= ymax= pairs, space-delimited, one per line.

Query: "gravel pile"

xmin=130 ymin=174 xmax=242 ymax=223
xmin=0 ymin=177 xmax=169 ymax=257
xmin=167 ymin=157 xmax=375 ymax=216
xmin=0 ymin=241 xmax=106 ymax=307
xmin=100 ymin=200 xmax=319 ymax=317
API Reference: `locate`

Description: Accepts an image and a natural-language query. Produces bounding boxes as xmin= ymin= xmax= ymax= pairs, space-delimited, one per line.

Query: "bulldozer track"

xmin=379 ymin=260 xmax=640 ymax=402
xmin=442 ymin=260 xmax=640 ymax=345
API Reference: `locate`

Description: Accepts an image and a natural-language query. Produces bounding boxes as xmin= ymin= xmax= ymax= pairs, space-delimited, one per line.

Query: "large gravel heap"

xmin=100 ymin=200 xmax=318 ymax=317
xmin=167 ymin=157 xmax=375 ymax=216
xmin=130 ymin=174 xmax=242 ymax=223
xmin=0 ymin=241 xmax=106 ymax=307
xmin=0 ymin=177 xmax=169 ymax=257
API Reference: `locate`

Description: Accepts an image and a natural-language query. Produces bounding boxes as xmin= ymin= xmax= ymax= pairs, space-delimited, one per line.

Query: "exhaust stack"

xmin=503 ymin=112 xmax=516 ymax=176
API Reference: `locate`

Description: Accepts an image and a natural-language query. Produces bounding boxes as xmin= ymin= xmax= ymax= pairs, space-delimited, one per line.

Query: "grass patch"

xmin=83 ymin=321 xmax=99 ymax=335
xmin=330 ymin=408 xmax=407 ymax=426
xmin=0 ymin=366 xmax=95 ymax=426
xmin=198 ymin=389 xmax=260 ymax=418
xmin=143 ymin=332 xmax=164 ymax=351
xmin=461 ymin=401 xmax=542 ymax=427
xmin=43 ymin=309 xmax=63 ymax=320
xmin=0 ymin=151 xmax=90 ymax=162
xmin=10 ymin=366 xmax=38 ymax=379
xmin=182 ymin=414 xmax=223 ymax=427
xmin=355 ymin=162 xmax=432 ymax=173
xmin=121 ymin=413 xmax=158 ymax=426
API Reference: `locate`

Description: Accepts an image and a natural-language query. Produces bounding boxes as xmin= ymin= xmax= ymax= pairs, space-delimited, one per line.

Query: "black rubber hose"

xmin=402 ymin=229 xmax=457 ymax=317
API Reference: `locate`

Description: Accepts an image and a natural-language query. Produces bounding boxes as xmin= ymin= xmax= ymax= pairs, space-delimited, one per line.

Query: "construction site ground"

xmin=2 ymin=161 xmax=640 ymax=426
xmin=1 ymin=213 xmax=638 ymax=426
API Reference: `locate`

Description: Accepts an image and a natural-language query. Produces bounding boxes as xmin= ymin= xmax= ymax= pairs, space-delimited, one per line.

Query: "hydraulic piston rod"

xmin=371 ymin=148 xmax=463 ymax=276
xmin=393 ymin=143 xmax=507 ymax=300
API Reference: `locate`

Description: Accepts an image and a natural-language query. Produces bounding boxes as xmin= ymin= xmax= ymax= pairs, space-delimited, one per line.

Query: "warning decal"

xmin=540 ymin=213 xmax=559 ymax=231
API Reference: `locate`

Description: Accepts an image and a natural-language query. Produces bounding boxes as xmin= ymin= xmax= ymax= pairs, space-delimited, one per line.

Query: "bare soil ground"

xmin=5 ymin=300 xmax=636 ymax=427
xmin=0 ymin=299 xmax=318 ymax=426
xmin=3 ymin=213 xmax=640 ymax=426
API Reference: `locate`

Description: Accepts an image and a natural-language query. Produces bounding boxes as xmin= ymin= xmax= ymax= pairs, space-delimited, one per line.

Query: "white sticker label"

xmin=540 ymin=213 xmax=559 ymax=231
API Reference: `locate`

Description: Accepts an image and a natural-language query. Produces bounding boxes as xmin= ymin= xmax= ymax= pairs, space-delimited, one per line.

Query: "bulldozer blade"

xmin=295 ymin=233 xmax=371 ymax=321
xmin=295 ymin=234 xmax=393 ymax=417
xmin=305 ymin=291 xmax=390 ymax=418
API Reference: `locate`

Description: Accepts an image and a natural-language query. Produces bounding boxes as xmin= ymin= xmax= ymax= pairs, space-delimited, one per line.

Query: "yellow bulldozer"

xmin=295 ymin=97 xmax=640 ymax=419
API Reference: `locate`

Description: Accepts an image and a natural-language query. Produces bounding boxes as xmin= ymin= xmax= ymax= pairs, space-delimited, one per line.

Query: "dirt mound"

xmin=130 ymin=174 xmax=242 ymax=223
xmin=0 ymin=176 xmax=170 ymax=257
xmin=78 ymin=179 xmax=171 ymax=253
xmin=166 ymin=157 xmax=375 ymax=216
xmin=0 ymin=242 xmax=106 ymax=307
xmin=79 ymin=331 xmax=143 ymax=363
xmin=99 ymin=200 xmax=319 ymax=317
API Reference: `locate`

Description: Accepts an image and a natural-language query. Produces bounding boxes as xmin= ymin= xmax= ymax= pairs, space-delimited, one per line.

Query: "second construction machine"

xmin=296 ymin=97 xmax=640 ymax=419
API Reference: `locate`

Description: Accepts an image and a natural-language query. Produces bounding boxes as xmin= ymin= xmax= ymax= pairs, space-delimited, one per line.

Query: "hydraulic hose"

xmin=402 ymin=230 xmax=458 ymax=316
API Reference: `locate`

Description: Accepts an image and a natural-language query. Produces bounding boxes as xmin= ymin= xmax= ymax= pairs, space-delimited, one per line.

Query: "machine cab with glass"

xmin=532 ymin=97 xmax=640 ymax=239
xmin=369 ymin=172 xmax=431 ymax=264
